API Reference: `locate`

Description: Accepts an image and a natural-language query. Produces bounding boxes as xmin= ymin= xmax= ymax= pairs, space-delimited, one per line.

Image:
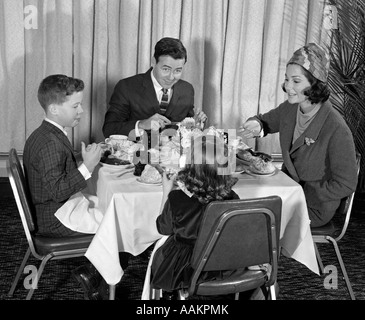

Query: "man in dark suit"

xmin=23 ymin=74 xmax=106 ymax=299
xmin=102 ymin=37 xmax=207 ymax=141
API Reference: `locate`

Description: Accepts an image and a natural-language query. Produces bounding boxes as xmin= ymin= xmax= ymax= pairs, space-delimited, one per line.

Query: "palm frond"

xmin=327 ymin=0 xmax=365 ymax=190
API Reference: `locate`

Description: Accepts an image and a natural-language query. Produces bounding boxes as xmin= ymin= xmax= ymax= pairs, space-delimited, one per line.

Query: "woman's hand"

xmin=239 ymin=120 xmax=262 ymax=139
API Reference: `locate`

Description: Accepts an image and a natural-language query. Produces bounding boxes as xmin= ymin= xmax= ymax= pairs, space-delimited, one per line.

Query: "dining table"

xmin=73 ymin=160 xmax=320 ymax=299
xmin=56 ymin=155 xmax=319 ymax=298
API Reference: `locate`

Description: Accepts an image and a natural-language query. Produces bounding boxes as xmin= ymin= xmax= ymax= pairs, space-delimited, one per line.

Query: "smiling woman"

xmin=240 ymin=42 xmax=358 ymax=228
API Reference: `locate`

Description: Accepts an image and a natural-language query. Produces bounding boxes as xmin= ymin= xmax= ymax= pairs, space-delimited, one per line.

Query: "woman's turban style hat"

xmin=287 ymin=43 xmax=330 ymax=82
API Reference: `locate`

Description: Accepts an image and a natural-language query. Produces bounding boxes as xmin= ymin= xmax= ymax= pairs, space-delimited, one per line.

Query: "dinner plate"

xmin=234 ymin=170 xmax=247 ymax=174
xmin=245 ymin=168 xmax=277 ymax=177
xmin=136 ymin=178 xmax=162 ymax=186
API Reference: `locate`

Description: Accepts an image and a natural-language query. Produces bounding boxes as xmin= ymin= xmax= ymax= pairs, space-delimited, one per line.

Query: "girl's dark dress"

xmin=150 ymin=189 xmax=239 ymax=291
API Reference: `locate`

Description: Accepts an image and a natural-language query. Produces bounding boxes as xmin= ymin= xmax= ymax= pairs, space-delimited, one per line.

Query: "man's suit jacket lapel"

xmin=142 ymin=69 xmax=160 ymax=114
xmin=167 ymin=82 xmax=181 ymax=113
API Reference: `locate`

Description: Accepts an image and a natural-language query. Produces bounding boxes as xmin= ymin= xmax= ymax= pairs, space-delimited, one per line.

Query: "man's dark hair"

xmin=38 ymin=74 xmax=84 ymax=110
xmin=153 ymin=37 xmax=187 ymax=63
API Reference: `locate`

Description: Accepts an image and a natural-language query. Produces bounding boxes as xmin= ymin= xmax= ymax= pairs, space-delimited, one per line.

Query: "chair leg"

xmin=8 ymin=248 xmax=31 ymax=297
xmin=329 ymin=238 xmax=355 ymax=300
xmin=313 ymin=241 xmax=325 ymax=274
xmin=109 ymin=285 xmax=116 ymax=300
xmin=269 ymin=285 xmax=276 ymax=300
xmin=151 ymin=288 xmax=162 ymax=300
xmin=178 ymin=289 xmax=188 ymax=300
xmin=25 ymin=255 xmax=51 ymax=300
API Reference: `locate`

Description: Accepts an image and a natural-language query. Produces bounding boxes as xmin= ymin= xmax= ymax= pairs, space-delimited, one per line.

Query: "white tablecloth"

xmin=79 ymin=165 xmax=319 ymax=286
xmin=232 ymin=170 xmax=319 ymax=275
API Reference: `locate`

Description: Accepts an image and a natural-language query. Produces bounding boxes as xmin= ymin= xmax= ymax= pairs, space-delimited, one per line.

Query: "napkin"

xmin=55 ymin=191 xmax=104 ymax=233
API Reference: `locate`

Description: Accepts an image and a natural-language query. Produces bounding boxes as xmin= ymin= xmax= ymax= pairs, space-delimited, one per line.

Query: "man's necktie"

xmin=160 ymin=88 xmax=169 ymax=114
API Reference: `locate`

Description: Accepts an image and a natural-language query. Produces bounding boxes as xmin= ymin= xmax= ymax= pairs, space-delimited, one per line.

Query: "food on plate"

xmin=169 ymin=118 xmax=205 ymax=152
xmin=179 ymin=128 xmax=204 ymax=149
xmin=101 ymin=138 xmax=144 ymax=165
xmin=140 ymin=165 xmax=162 ymax=184
xmin=180 ymin=117 xmax=196 ymax=129
xmin=236 ymin=148 xmax=275 ymax=174
xmin=249 ymin=157 xmax=276 ymax=174
xmin=160 ymin=145 xmax=180 ymax=166
xmin=235 ymin=162 xmax=247 ymax=173
xmin=100 ymin=150 xmax=131 ymax=166
xmin=205 ymin=126 xmax=225 ymax=141
xmin=236 ymin=149 xmax=254 ymax=164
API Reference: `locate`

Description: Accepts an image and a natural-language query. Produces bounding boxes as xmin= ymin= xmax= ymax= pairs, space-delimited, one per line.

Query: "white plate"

xmin=233 ymin=170 xmax=247 ymax=174
xmin=136 ymin=178 xmax=162 ymax=186
xmin=245 ymin=168 xmax=277 ymax=177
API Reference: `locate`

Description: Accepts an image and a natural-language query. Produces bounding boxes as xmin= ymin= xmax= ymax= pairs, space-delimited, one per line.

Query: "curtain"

xmin=0 ymin=0 xmax=329 ymax=155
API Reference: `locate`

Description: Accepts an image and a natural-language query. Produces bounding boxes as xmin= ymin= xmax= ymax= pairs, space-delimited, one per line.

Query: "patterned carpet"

xmin=0 ymin=177 xmax=364 ymax=301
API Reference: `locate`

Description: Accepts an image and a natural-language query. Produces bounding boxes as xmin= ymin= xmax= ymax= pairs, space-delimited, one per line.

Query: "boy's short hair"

xmin=153 ymin=37 xmax=187 ymax=63
xmin=38 ymin=74 xmax=84 ymax=110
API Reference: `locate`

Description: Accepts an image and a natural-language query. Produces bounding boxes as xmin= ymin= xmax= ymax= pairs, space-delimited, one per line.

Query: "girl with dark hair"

xmin=150 ymin=135 xmax=239 ymax=296
xmin=240 ymin=43 xmax=358 ymax=227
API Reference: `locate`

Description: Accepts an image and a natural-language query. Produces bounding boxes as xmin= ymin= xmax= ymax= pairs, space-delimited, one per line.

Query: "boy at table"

xmin=23 ymin=74 xmax=105 ymax=299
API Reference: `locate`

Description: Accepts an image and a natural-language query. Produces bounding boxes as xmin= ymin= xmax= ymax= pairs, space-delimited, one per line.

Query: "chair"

xmin=152 ymin=195 xmax=282 ymax=300
xmin=7 ymin=148 xmax=94 ymax=300
xmin=311 ymin=153 xmax=361 ymax=300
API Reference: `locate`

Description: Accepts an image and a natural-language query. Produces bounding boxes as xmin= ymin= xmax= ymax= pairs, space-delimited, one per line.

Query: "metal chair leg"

xmin=25 ymin=255 xmax=51 ymax=300
xmin=329 ymin=238 xmax=355 ymax=300
xmin=8 ymin=248 xmax=31 ymax=297
xmin=109 ymin=285 xmax=116 ymax=300
xmin=269 ymin=285 xmax=276 ymax=300
xmin=178 ymin=289 xmax=188 ymax=300
xmin=150 ymin=288 xmax=162 ymax=300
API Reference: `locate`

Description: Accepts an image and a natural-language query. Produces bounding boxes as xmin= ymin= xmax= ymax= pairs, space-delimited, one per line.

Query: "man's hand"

xmin=139 ymin=113 xmax=171 ymax=131
xmin=194 ymin=110 xmax=208 ymax=129
xmin=81 ymin=142 xmax=103 ymax=173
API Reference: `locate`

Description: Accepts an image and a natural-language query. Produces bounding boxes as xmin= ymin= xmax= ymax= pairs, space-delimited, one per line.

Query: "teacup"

xmin=105 ymin=135 xmax=129 ymax=151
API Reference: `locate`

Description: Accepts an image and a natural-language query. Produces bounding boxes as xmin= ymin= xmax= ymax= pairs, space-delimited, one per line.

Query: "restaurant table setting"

xmin=54 ymin=118 xmax=319 ymax=293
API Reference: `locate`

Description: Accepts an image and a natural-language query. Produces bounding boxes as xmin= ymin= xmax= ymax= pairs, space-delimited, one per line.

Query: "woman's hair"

xmin=38 ymin=74 xmax=84 ymax=111
xmin=176 ymin=135 xmax=238 ymax=204
xmin=282 ymin=64 xmax=331 ymax=104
